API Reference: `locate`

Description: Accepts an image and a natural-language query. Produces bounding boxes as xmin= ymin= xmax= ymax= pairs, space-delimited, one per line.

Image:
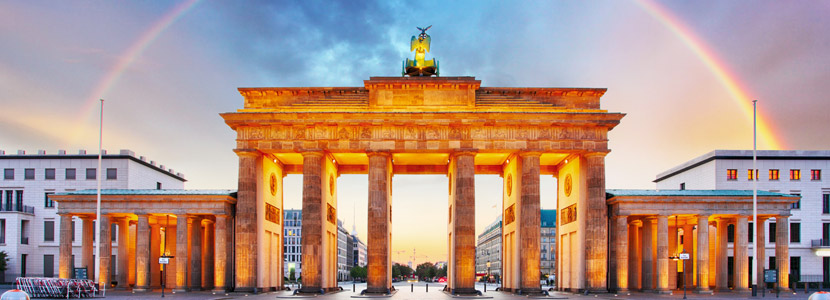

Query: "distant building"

xmin=475 ymin=215 xmax=501 ymax=279
xmin=475 ymin=210 xmax=556 ymax=281
xmin=337 ymin=220 xmax=350 ymax=281
xmin=540 ymin=209 xmax=557 ymax=278
xmin=655 ymin=150 xmax=830 ymax=286
xmin=0 ymin=149 xmax=184 ymax=281
xmin=353 ymin=234 xmax=367 ymax=267
xmin=283 ymin=209 xmax=302 ymax=279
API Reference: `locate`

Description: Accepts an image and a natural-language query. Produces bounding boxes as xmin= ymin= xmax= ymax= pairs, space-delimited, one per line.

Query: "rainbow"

xmin=75 ymin=0 xmax=201 ymax=138
xmin=636 ymin=0 xmax=784 ymax=150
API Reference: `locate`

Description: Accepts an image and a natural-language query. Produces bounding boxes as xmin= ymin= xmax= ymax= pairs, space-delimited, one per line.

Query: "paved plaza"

xmin=2 ymin=282 xmax=816 ymax=300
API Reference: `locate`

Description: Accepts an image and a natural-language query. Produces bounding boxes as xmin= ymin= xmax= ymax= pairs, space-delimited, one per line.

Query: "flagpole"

xmin=95 ymin=99 xmax=104 ymax=293
xmin=752 ymin=99 xmax=758 ymax=295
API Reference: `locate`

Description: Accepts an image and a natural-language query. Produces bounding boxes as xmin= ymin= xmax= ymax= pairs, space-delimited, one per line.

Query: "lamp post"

xmin=486 ymin=260 xmax=491 ymax=292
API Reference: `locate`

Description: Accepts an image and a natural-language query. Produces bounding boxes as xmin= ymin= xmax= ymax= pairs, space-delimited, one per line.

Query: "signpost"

xmin=160 ymin=254 xmax=173 ymax=297
xmin=764 ymin=269 xmax=778 ymax=298
xmin=679 ymin=252 xmax=689 ymax=299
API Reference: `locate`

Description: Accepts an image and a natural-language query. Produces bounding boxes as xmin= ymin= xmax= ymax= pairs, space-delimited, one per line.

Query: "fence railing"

xmin=0 ymin=205 xmax=35 ymax=214
xmin=811 ymin=239 xmax=830 ymax=248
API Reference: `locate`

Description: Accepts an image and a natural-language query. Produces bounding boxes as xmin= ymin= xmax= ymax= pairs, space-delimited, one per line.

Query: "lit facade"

xmin=655 ymin=150 xmax=830 ymax=287
xmin=283 ymin=209 xmax=302 ymax=280
xmin=0 ymin=149 xmax=184 ymax=282
xmin=475 ymin=210 xmax=556 ymax=282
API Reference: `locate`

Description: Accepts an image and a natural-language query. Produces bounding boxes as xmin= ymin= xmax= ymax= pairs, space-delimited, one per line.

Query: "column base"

xmin=132 ymin=288 xmax=149 ymax=292
xmin=233 ymin=287 xmax=256 ymax=293
xmin=212 ymin=287 xmax=229 ymax=293
xmin=449 ymin=287 xmax=480 ymax=295
xmin=656 ymin=289 xmax=672 ymax=294
xmin=695 ymin=288 xmax=713 ymax=294
xmin=171 ymin=288 xmax=189 ymax=293
xmin=615 ymin=288 xmax=629 ymax=294
xmin=715 ymin=287 xmax=731 ymax=292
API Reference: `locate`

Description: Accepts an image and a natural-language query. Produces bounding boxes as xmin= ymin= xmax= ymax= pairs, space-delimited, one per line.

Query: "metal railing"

xmin=811 ymin=239 xmax=830 ymax=248
xmin=0 ymin=205 xmax=34 ymax=214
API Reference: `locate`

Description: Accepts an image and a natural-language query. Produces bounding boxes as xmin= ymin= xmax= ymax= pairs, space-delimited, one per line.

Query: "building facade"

xmin=337 ymin=221 xmax=349 ymax=281
xmin=655 ymin=150 xmax=829 ymax=287
xmin=353 ymin=234 xmax=367 ymax=267
xmin=283 ymin=209 xmax=302 ymax=280
xmin=0 ymin=149 xmax=184 ymax=282
xmin=475 ymin=210 xmax=557 ymax=282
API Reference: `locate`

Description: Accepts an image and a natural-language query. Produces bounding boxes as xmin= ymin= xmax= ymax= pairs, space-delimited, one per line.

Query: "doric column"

xmin=518 ymin=152 xmax=540 ymax=293
xmin=715 ymin=218 xmax=729 ymax=291
xmin=641 ymin=217 xmax=654 ymax=291
xmin=189 ymin=217 xmax=203 ymax=290
xmin=174 ymin=214 xmax=189 ymax=292
xmin=98 ymin=214 xmax=112 ymax=289
xmin=656 ymin=215 xmax=670 ymax=293
xmin=203 ymin=219 xmax=214 ymax=290
xmin=366 ymin=151 xmax=392 ymax=294
xmin=213 ymin=215 xmax=231 ymax=292
xmin=300 ymin=151 xmax=325 ymax=292
xmin=696 ymin=215 xmax=710 ymax=293
xmin=82 ymin=217 xmax=94 ymax=276
xmin=734 ymin=216 xmax=749 ymax=291
xmin=668 ymin=224 xmax=677 ymax=290
xmin=449 ymin=151 xmax=477 ymax=294
xmin=614 ymin=216 xmax=629 ymax=292
xmin=583 ymin=152 xmax=608 ymax=291
xmin=628 ymin=222 xmax=640 ymax=290
xmin=234 ymin=149 xmax=259 ymax=292
xmin=134 ymin=215 xmax=150 ymax=291
xmin=165 ymin=223 xmax=177 ymax=289
xmin=682 ymin=224 xmax=695 ymax=289
xmin=116 ymin=218 xmax=130 ymax=289
xmin=775 ymin=216 xmax=789 ymax=290
xmin=58 ymin=214 xmax=73 ymax=279
xmin=149 ymin=223 xmax=161 ymax=288
xmin=755 ymin=217 xmax=768 ymax=291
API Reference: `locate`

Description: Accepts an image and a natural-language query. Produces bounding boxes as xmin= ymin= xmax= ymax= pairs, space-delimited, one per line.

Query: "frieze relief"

xmin=237 ymin=124 xmax=608 ymax=144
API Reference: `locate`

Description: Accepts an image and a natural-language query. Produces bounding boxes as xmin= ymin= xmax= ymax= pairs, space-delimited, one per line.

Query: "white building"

xmin=0 ymin=149 xmax=185 ymax=281
xmin=655 ymin=150 xmax=830 ymax=287
xmin=337 ymin=220 xmax=349 ymax=281
xmin=283 ymin=209 xmax=302 ymax=280
xmin=352 ymin=234 xmax=366 ymax=267
xmin=474 ymin=210 xmax=556 ymax=282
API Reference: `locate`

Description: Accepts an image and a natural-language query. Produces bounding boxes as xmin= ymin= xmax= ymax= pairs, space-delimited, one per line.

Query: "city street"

xmin=1 ymin=282 xmax=816 ymax=300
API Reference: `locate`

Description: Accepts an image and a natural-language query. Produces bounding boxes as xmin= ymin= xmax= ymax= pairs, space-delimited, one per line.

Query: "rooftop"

xmin=57 ymin=189 xmax=235 ymax=196
xmin=0 ymin=148 xmax=186 ymax=181
xmin=655 ymin=150 xmax=830 ymax=182
xmin=606 ymin=189 xmax=799 ymax=198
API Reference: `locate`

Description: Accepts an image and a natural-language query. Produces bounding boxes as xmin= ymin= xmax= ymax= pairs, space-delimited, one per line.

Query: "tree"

xmin=0 ymin=251 xmax=8 ymax=273
xmin=392 ymin=263 xmax=402 ymax=278
xmin=415 ymin=262 xmax=435 ymax=280
xmin=436 ymin=265 xmax=447 ymax=277
xmin=350 ymin=266 xmax=367 ymax=281
xmin=289 ymin=267 xmax=296 ymax=282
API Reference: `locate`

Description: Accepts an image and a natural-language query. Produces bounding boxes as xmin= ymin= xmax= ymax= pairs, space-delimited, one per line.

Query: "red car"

xmin=437 ymin=277 xmax=447 ymax=283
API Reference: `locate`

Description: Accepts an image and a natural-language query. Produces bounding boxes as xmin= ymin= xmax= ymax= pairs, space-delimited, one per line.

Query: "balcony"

xmin=811 ymin=239 xmax=830 ymax=248
xmin=0 ymin=205 xmax=34 ymax=214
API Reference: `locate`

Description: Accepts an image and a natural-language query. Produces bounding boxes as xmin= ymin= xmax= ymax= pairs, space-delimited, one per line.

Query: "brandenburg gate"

xmin=221 ymin=75 xmax=624 ymax=293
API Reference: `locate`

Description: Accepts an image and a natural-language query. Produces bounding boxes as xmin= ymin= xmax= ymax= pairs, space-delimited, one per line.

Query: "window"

xmin=727 ymin=169 xmax=738 ymax=180
xmin=3 ymin=169 xmax=12 ymax=180
xmin=65 ymin=168 xmax=76 ymax=180
xmin=106 ymin=168 xmax=117 ymax=180
xmin=728 ymin=224 xmax=735 ymax=243
xmin=825 ymin=194 xmax=830 ymax=214
xmin=43 ymin=255 xmax=54 ymax=278
xmin=24 ymin=169 xmax=34 ymax=180
xmin=791 ymin=193 xmax=801 ymax=209
xmin=44 ymin=192 xmax=54 ymax=208
xmin=679 ymin=183 xmax=685 ymax=190
xmin=20 ymin=220 xmax=28 ymax=244
xmin=0 ymin=219 xmax=5 ymax=244
xmin=45 ymin=168 xmax=55 ymax=180
xmin=812 ymin=169 xmax=822 ymax=181
xmin=44 ymin=220 xmax=55 ymax=242
xmin=748 ymin=169 xmax=758 ymax=181
xmin=111 ymin=223 xmax=116 ymax=242
xmin=86 ymin=168 xmax=96 ymax=180
xmin=156 ymin=182 xmax=162 ymax=189
xmin=749 ymin=222 xmax=754 ymax=243
xmin=4 ymin=191 xmax=12 ymax=211
xmin=769 ymin=169 xmax=780 ymax=181
xmin=791 ymin=223 xmax=800 ymax=243
xmin=71 ymin=220 xmax=75 ymax=242
xmin=770 ymin=222 xmax=776 ymax=243
xmin=790 ymin=169 xmax=801 ymax=181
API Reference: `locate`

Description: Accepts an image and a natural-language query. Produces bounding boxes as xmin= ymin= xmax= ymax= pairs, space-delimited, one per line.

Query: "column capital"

xmin=776 ymin=214 xmax=791 ymax=219
xmin=299 ymin=150 xmax=325 ymax=157
xmin=517 ymin=151 xmax=542 ymax=158
xmin=365 ymin=151 xmax=391 ymax=158
xmin=233 ymin=148 xmax=260 ymax=157
xmin=451 ymin=149 xmax=477 ymax=157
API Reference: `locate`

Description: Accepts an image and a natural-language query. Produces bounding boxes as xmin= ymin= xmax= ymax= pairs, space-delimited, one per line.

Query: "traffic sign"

xmin=679 ymin=253 xmax=690 ymax=260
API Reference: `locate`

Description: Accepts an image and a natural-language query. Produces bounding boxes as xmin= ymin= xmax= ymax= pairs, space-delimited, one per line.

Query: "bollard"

xmin=426 ymin=284 xmax=429 ymax=292
xmin=353 ymin=283 xmax=355 ymax=292
xmin=411 ymin=283 xmax=414 ymax=292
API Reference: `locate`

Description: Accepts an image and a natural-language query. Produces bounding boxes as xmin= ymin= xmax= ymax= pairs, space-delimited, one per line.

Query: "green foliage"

xmin=289 ymin=268 xmax=296 ymax=281
xmin=350 ymin=266 xmax=367 ymax=280
xmin=415 ymin=262 xmax=435 ymax=280
xmin=392 ymin=263 xmax=402 ymax=278
xmin=0 ymin=251 xmax=8 ymax=273
xmin=436 ymin=265 xmax=447 ymax=277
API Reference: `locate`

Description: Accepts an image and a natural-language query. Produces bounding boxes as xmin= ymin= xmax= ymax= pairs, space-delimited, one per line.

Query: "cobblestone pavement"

xmin=0 ymin=282 xmax=817 ymax=299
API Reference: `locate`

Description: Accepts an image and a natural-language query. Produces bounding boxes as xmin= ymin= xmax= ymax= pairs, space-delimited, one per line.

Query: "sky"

xmin=1 ymin=0 xmax=829 ymax=265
